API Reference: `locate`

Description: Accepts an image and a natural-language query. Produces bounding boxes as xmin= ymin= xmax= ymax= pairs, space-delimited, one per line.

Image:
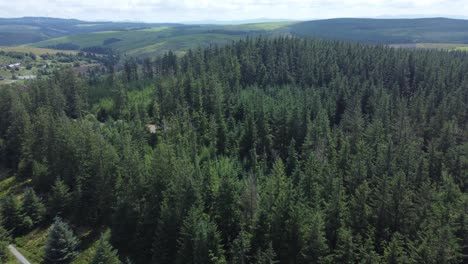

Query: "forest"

xmin=0 ymin=37 xmax=466 ymax=263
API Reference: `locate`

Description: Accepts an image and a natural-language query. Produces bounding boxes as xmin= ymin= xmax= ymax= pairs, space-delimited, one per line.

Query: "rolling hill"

xmin=29 ymin=23 xmax=291 ymax=57
xmin=0 ymin=17 xmax=180 ymax=46
xmin=287 ymin=17 xmax=468 ymax=43
xmin=3 ymin=17 xmax=468 ymax=57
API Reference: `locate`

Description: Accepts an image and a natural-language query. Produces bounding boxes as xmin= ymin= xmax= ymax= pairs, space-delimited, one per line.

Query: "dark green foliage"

xmin=0 ymin=215 xmax=11 ymax=262
xmin=383 ymin=233 xmax=410 ymax=264
xmin=332 ymin=227 xmax=357 ymax=263
xmin=0 ymin=37 xmax=466 ymax=264
xmin=176 ymin=206 xmax=226 ymax=264
xmin=0 ymin=195 xmax=24 ymax=235
xmin=48 ymin=179 xmax=72 ymax=217
xmin=44 ymin=217 xmax=79 ymax=264
xmin=213 ymin=161 xmax=241 ymax=251
xmin=302 ymin=212 xmax=328 ymax=263
xmin=91 ymin=230 xmax=121 ymax=264
xmin=22 ymin=188 xmax=46 ymax=226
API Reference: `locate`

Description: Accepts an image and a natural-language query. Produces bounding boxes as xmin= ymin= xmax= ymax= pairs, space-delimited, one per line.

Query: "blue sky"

xmin=0 ymin=0 xmax=466 ymax=22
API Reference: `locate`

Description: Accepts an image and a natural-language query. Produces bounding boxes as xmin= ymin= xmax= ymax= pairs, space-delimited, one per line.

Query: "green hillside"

xmin=20 ymin=17 xmax=468 ymax=57
xmin=0 ymin=17 xmax=180 ymax=46
xmin=3 ymin=17 xmax=468 ymax=58
xmin=31 ymin=24 xmax=285 ymax=57
xmin=288 ymin=17 xmax=468 ymax=43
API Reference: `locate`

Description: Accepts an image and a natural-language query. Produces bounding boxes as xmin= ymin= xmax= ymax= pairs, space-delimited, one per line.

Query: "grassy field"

xmin=0 ymin=46 xmax=78 ymax=55
xmin=389 ymin=43 xmax=468 ymax=50
xmin=415 ymin=43 xmax=468 ymax=50
xmin=223 ymin=21 xmax=296 ymax=31
xmin=14 ymin=226 xmax=49 ymax=263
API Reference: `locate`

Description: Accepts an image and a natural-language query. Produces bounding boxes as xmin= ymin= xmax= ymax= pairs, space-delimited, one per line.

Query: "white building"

xmin=7 ymin=63 xmax=21 ymax=70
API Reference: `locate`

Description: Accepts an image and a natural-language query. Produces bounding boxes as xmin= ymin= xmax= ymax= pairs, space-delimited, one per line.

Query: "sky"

xmin=0 ymin=0 xmax=467 ymax=23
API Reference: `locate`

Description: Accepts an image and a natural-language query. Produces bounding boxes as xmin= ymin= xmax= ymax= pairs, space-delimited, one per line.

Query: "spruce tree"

xmin=44 ymin=217 xmax=79 ymax=264
xmin=383 ymin=232 xmax=410 ymax=264
xmin=48 ymin=179 xmax=72 ymax=217
xmin=332 ymin=227 xmax=357 ymax=263
xmin=91 ymin=230 xmax=121 ymax=264
xmin=176 ymin=206 xmax=225 ymax=264
xmin=22 ymin=188 xmax=46 ymax=226
xmin=0 ymin=215 xmax=11 ymax=262
xmin=302 ymin=211 xmax=328 ymax=263
xmin=0 ymin=195 xmax=23 ymax=234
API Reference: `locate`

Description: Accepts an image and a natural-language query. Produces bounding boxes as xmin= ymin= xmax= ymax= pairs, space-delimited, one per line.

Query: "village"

xmin=0 ymin=48 xmax=103 ymax=85
xmin=0 ymin=61 xmax=38 ymax=84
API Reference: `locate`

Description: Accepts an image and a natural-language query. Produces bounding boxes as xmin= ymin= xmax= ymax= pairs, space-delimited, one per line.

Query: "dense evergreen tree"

xmin=0 ymin=37 xmax=466 ymax=263
xmin=44 ymin=217 xmax=79 ymax=264
xmin=48 ymin=179 xmax=72 ymax=217
xmin=22 ymin=188 xmax=46 ymax=226
xmin=176 ymin=205 xmax=226 ymax=264
xmin=91 ymin=230 xmax=121 ymax=264
xmin=0 ymin=195 xmax=24 ymax=234
xmin=0 ymin=215 xmax=11 ymax=262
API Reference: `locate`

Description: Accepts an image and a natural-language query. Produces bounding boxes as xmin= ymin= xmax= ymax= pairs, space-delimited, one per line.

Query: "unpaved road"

xmin=8 ymin=245 xmax=31 ymax=264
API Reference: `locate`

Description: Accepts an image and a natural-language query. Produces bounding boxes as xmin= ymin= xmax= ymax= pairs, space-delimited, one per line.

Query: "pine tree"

xmin=349 ymin=181 xmax=371 ymax=237
xmin=229 ymin=229 xmax=251 ymax=264
xmin=302 ymin=211 xmax=328 ymax=263
xmin=91 ymin=230 xmax=121 ymax=264
xmin=256 ymin=243 xmax=278 ymax=264
xmin=152 ymin=167 xmax=198 ymax=264
xmin=332 ymin=227 xmax=357 ymax=263
xmin=22 ymin=188 xmax=46 ymax=226
xmin=286 ymin=138 xmax=298 ymax=176
xmin=44 ymin=217 xmax=79 ymax=264
xmin=0 ymin=195 xmax=23 ymax=234
xmin=383 ymin=232 xmax=410 ymax=264
xmin=325 ymin=179 xmax=347 ymax=250
xmin=213 ymin=166 xmax=241 ymax=250
xmin=356 ymin=232 xmax=381 ymax=264
xmin=176 ymin=206 xmax=226 ymax=264
xmin=48 ymin=179 xmax=72 ymax=217
xmin=0 ymin=215 xmax=11 ymax=262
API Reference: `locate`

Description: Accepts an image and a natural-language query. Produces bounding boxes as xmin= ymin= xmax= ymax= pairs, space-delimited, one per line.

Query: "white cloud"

xmin=0 ymin=0 xmax=466 ymax=22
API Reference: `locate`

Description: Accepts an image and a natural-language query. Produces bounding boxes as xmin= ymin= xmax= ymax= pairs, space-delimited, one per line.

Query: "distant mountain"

xmin=2 ymin=17 xmax=468 ymax=56
xmin=288 ymin=17 xmax=468 ymax=44
xmin=0 ymin=17 xmax=181 ymax=46
xmin=182 ymin=18 xmax=298 ymax=25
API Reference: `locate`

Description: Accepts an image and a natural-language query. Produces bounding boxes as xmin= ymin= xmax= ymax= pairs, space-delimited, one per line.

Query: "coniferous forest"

xmin=0 ymin=37 xmax=467 ymax=263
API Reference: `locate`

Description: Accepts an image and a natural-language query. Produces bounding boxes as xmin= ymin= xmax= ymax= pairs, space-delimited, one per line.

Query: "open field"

xmin=389 ymin=42 xmax=468 ymax=50
xmin=0 ymin=46 xmax=78 ymax=55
